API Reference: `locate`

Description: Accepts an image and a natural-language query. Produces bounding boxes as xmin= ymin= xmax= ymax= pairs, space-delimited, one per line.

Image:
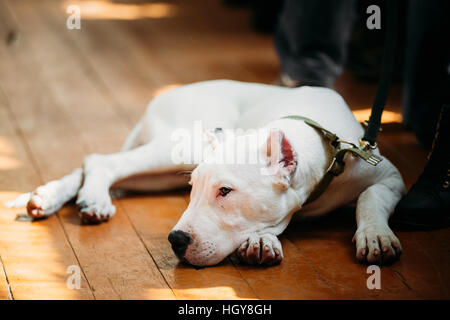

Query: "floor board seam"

xmin=414 ymin=234 xmax=449 ymax=298
xmin=228 ymin=258 xmax=260 ymax=299
xmin=118 ymin=200 xmax=176 ymax=299
xmin=285 ymin=237 xmax=337 ymax=297
xmin=39 ymin=0 xmax=140 ymax=127
xmin=0 ymin=255 xmax=14 ymax=300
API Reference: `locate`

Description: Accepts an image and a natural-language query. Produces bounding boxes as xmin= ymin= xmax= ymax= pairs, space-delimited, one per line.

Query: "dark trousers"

xmin=275 ymin=0 xmax=450 ymax=146
xmin=274 ymin=0 xmax=356 ymax=87
xmin=402 ymin=0 xmax=450 ymax=146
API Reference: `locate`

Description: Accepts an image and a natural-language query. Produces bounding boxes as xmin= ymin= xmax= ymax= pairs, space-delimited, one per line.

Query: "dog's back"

xmin=143 ymin=80 xmax=363 ymax=144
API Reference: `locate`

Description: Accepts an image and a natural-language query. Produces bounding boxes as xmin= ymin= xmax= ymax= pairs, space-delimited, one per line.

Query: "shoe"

xmin=392 ymin=104 xmax=450 ymax=228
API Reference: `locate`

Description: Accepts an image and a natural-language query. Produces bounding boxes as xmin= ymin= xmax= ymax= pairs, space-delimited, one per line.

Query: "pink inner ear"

xmin=267 ymin=129 xmax=297 ymax=176
xmin=279 ymin=133 xmax=297 ymax=174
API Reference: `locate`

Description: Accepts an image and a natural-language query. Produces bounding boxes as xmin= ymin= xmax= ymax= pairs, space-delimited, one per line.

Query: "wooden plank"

xmin=284 ymin=214 xmax=423 ymax=299
xmin=0 ymin=256 xmax=11 ymax=300
xmin=42 ymin=0 xmax=179 ymax=125
xmin=0 ymin=98 xmax=14 ymax=300
xmin=233 ymin=236 xmax=338 ymax=299
xmin=114 ymin=0 xmax=279 ymax=84
xmin=57 ymin=205 xmax=174 ymax=299
xmin=385 ymin=229 xmax=449 ymax=299
xmin=0 ymin=2 xmax=16 ymax=298
xmin=3 ymin=0 xmax=176 ymax=299
xmin=415 ymin=229 xmax=450 ymax=298
xmin=120 ymin=194 xmax=258 ymax=300
xmin=0 ymin=0 xmax=93 ymax=300
xmin=42 ymin=0 xmax=277 ymax=121
xmin=0 ymin=90 xmax=93 ymax=299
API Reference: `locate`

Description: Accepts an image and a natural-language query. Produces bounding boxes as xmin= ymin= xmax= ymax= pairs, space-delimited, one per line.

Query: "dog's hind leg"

xmin=5 ymin=192 xmax=32 ymax=209
xmin=76 ymin=138 xmax=194 ymax=223
xmin=6 ymin=121 xmax=148 ymax=218
xmin=11 ymin=168 xmax=84 ymax=218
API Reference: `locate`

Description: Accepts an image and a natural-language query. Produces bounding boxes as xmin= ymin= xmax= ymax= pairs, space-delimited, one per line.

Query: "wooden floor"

xmin=0 ymin=0 xmax=448 ymax=300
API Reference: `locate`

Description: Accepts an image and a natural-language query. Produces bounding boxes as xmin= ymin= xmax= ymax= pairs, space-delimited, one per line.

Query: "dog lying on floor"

xmin=7 ymin=80 xmax=405 ymax=267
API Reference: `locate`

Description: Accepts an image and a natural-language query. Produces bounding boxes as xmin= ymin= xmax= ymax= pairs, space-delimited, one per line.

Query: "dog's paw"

xmin=76 ymin=191 xmax=115 ymax=224
xmin=26 ymin=192 xmax=45 ymax=218
xmin=236 ymin=234 xmax=283 ymax=266
xmin=353 ymin=223 xmax=402 ymax=265
xmin=26 ymin=186 xmax=63 ymax=219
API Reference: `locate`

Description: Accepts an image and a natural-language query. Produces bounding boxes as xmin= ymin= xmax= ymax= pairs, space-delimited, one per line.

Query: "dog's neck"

xmin=266 ymin=118 xmax=334 ymax=210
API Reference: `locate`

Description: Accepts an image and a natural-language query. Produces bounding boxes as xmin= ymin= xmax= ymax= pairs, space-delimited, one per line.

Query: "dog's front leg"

xmin=76 ymin=139 xmax=194 ymax=223
xmin=235 ymin=233 xmax=284 ymax=266
xmin=353 ymin=172 xmax=405 ymax=264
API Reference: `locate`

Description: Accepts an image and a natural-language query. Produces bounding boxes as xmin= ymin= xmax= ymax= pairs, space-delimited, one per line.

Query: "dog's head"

xmin=169 ymin=128 xmax=301 ymax=266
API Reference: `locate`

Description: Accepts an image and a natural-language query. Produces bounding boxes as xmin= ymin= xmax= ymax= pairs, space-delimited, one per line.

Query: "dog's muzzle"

xmin=168 ymin=230 xmax=192 ymax=259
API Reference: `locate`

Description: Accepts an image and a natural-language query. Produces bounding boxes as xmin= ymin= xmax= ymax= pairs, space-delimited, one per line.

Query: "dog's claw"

xmin=354 ymin=223 xmax=402 ymax=265
xmin=76 ymin=193 xmax=115 ymax=225
xmin=26 ymin=192 xmax=50 ymax=219
xmin=79 ymin=211 xmax=111 ymax=224
xmin=236 ymin=234 xmax=283 ymax=266
xmin=26 ymin=199 xmax=44 ymax=219
xmin=78 ymin=209 xmax=112 ymax=224
xmin=260 ymin=245 xmax=276 ymax=264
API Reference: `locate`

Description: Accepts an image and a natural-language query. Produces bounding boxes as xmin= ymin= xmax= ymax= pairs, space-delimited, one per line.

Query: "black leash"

xmin=361 ymin=0 xmax=400 ymax=148
xmin=281 ymin=3 xmax=400 ymax=202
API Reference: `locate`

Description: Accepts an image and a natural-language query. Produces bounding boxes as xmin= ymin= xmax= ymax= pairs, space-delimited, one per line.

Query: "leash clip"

xmin=338 ymin=139 xmax=383 ymax=166
xmin=358 ymin=137 xmax=378 ymax=151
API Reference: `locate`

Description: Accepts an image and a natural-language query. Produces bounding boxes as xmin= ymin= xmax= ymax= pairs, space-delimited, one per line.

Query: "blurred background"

xmin=0 ymin=0 xmax=448 ymax=300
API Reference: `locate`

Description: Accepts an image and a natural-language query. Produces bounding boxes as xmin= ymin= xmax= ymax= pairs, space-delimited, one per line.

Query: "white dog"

xmin=7 ymin=80 xmax=405 ymax=267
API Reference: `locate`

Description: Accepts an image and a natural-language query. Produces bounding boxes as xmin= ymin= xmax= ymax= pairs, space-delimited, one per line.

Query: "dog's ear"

xmin=262 ymin=128 xmax=297 ymax=190
xmin=204 ymin=128 xmax=225 ymax=150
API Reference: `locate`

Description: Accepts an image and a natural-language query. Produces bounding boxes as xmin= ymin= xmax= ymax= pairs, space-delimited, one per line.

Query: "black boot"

xmin=392 ymin=104 xmax=450 ymax=228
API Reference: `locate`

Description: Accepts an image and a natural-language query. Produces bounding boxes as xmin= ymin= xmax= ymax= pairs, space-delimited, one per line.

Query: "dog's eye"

xmin=219 ymin=187 xmax=232 ymax=197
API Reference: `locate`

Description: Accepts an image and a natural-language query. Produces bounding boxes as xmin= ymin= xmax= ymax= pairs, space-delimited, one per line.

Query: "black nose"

xmin=168 ymin=230 xmax=192 ymax=258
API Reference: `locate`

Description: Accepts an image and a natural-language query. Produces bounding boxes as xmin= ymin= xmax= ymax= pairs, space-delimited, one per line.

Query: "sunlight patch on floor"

xmin=0 ymin=191 xmax=89 ymax=299
xmin=153 ymin=84 xmax=183 ymax=97
xmin=64 ymin=1 xmax=179 ymax=20
xmin=0 ymin=155 xmax=21 ymax=170
xmin=352 ymin=108 xmax=403 ymax=124
xmin=163 ymin=286 xmax=256 ymax=300
xmin=0 ymin=136 xmax=21 ymax=170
